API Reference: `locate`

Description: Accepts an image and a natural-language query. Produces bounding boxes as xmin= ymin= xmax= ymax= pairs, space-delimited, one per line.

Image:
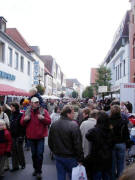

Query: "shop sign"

xmin=0 ymin=70 xmax=15 ymax=81
xmin=33 ymin=61 xmax=39 ymax=85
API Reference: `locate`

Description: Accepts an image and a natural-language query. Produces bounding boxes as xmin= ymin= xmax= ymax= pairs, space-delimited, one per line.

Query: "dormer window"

xmin=0 ymin=17 xmax=7 ymax=32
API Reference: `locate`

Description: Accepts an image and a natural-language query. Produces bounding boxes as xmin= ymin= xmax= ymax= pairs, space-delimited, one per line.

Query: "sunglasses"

xmin=34 ymin=101 xmax=39 ymax=104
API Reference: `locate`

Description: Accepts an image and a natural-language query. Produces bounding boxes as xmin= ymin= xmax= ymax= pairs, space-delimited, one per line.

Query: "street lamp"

xmin=37 ymin=74 xmax=42 ymax=85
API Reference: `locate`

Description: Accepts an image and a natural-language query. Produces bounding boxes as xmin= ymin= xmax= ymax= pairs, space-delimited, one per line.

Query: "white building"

xmin=102 ymin=12 xmax=130 ymax=96
xmin=0 ymin=17 xmax=34 ymax=93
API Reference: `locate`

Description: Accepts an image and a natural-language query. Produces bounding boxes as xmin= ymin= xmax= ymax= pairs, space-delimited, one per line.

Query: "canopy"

xmin=41 ymin=94 xmax=50 ymax=99
xmin=0 ymin=84 xmax=30 ymax=96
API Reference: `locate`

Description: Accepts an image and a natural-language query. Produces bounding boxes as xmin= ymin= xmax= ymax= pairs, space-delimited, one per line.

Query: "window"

xmin=27 ymin=61 xmax=30 ymax=75
xmin=120 ymin=63 xmax=122 ymax=79
xmin=8 ymin=47 xmax=12 ymax=67
xmin=20 ymin=56 xmax=24 ymax=72
xmin=116 ymin=66 xmax=117 ymax=80
xmin=123 ymin=60 xmax=126 ymax=76
xmin=0 ymin=42 xmax=5 ymax=63
xmin=118 ymin=65 xmax=119 ymax=80
xmin=15 ymin=52 xmax=19 ymax=70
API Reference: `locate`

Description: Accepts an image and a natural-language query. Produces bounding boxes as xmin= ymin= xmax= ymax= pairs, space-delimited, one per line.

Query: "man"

xmin=21 ymin=97 xmax=51 ymax=179
xmin=48 ymin=105 xmax=84 ymax=180
xmin=80 ymin=109 xmax=99 ymax=158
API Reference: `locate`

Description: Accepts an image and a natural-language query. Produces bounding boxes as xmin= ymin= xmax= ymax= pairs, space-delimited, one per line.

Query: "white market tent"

xmin=42 ymin=95 xmax=60 ymax=100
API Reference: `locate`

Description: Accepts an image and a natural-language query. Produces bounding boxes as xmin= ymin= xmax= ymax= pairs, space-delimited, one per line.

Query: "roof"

xmin=66 ymin=79 xmax=74 ymax=88
xmin=6 ymin=28 xmax=33 ymax=53
xmin=66 ymin=78 xmax=81 ymax=85
xmin=40 ymin=55 xmax=53 ymax=74
xmin=90 ymin=68 xmax=98 ymax=84
xmin=0 ymin=84 xmax=30 ymax=96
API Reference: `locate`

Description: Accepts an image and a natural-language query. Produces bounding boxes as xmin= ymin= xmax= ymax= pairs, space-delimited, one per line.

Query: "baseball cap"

xmin=31 ymin=97 xmax=39 ymax=103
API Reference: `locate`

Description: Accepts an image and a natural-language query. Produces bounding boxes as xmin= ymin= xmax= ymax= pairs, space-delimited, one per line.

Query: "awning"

xmin=0 ymin=84 xmax=30 ymax=96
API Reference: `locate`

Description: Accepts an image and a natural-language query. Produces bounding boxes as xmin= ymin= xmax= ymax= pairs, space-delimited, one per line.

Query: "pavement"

xmin=3 ymin=140 xmax=57 ymax=180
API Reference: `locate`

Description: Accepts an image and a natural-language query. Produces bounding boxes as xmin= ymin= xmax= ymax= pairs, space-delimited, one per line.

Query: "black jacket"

xmin=85 ymin=126 xmax=113 ymax=171
xmin=110 ymin=115 xmax=130 ymax=145
xmin=48 ymin=117 xmax=84 ymax=162
xmin=10 ymin=111 xmax=24 ymax=138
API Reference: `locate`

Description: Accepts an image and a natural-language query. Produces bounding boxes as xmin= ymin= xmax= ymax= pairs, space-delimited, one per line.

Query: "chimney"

xmin=30 ymin=46 xmax=40 ymax=55
xmin=0 ymin=17 xmax=7 ymax=32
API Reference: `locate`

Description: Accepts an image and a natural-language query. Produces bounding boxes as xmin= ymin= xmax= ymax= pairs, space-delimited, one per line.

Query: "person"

xmin=86 ymin=111 xmax=113 ymax=180
xmin=50 ymin=106 xmax=61 ymax=124
xmin=80 ymin=108 xmax=90 ymax=125
xmin=0 ymin=105 xmax=10 ymax=129
xmin=0 ymin=105 xmax=10 ymax=171
xmin=110 ymin=105 xmax=130 ymax=180
xmin=29 ymin=87 xmax=47 ymax=109
xmin=80 ymin=109 xmax=99 ymax=158
xmin=119 ymin=163 xmax=135 ymax=180
xmin=2 ymin=104 xmax=11 ymax=120
xmin=10 ymin=102 xmax=25 ymax=171
xmin=0 ymin=120 xmax=12 ymax=178
xmin=48 ymin=105 xmax=84 ymax=180
xmin=21 ymin=97 xmax=51 ymax=179
xmin=47 ymin=99 xmax=56 ymax=114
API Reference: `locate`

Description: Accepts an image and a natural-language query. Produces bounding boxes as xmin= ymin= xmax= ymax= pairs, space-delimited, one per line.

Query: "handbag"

xmin=72 ymin=165 xmax=87 ymax=180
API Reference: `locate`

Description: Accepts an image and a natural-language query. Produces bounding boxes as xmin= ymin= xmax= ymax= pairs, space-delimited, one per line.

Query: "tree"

xmin=36 ymin=84 xmax=45 ymax=95
xmin=72 ymin=91 xmax=78 ymax=98
xmin=95 ymin=65 xmax=112 ymax=92
xmin=82 ymin=86 xmax=94 ymax=98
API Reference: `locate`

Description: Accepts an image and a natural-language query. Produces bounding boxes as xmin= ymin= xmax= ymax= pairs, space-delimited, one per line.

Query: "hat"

xmin=23 ymin=99 xmax=29 ymax=106
xmin=31 ymin=97 xmax=39 ymax=103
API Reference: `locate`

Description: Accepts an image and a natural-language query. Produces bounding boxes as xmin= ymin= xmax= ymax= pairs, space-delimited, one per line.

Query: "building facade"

xmin=0 ymin=17 xmax=34 ymax=92
xmin=102 ymin=11 xmax=130 ymax=95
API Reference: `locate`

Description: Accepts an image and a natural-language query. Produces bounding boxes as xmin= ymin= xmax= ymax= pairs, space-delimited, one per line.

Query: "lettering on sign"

xmin=0 ymin=71 xmax=15 ymax=81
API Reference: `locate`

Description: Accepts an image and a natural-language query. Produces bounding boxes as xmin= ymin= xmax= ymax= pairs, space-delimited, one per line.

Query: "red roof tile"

xmin=90 ymin=68 xmax=98 ymax=84
xmin=6 ymin=28 xmax=33 ymax=52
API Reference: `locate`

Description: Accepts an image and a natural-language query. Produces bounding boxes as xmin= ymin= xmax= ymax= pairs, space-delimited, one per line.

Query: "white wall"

xmin=0 ymin=36 xmax=33 ymax=91
xmin=106 ymin=43 xmax=130 ymax=91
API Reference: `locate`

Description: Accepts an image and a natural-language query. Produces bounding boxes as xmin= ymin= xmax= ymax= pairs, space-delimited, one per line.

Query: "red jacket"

xmin=0 ymin=129 xmax=12 ymax=155
xmin=21 ymin=108 xmax=51 ymax=139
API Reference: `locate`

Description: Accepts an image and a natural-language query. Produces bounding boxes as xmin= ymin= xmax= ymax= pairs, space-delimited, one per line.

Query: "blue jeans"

xmin=29 ymin=138 xmax=44 ymax=173
xmin=55 ymin=155 xmax=78 ymax=180
xmin=111 ymin=143 xmax=126 ymax=180
xmin=93 ymin=171 xmax=111 ymax=180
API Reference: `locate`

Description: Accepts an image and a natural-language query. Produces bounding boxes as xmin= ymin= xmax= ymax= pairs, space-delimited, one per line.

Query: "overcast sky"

xmin=0 ymin=0 xmax=130 ymax=86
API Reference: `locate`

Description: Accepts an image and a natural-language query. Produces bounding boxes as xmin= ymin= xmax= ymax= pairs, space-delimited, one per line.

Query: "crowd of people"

xmin=0 ymin=89 xmax=134 ymax=180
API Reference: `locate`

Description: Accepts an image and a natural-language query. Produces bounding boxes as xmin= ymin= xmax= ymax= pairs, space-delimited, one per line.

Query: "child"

xmin=0 ymin=120 xmax=12 ymax=177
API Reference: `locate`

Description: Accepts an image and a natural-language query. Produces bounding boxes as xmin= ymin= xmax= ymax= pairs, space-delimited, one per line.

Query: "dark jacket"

xmin=48 ymin=116 xmax=84 ymax=162
xmin=110 ymin=115 xmax=130 ymax=145
xmin=85 ymin=126 xmax=113 ymax=171
xmin=10 ymin=111 xmax=24 ymax=138
xmin=29 ymin=92 xmax=47 ymax=109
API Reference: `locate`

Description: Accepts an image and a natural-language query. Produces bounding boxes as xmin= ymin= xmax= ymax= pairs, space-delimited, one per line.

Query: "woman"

xmin=0 ymin=105 xmax=10 ymax=128
xmin=50 ymin=106 xmax=61 ymax=124
xmin=86 ymin=111 xmax=113 ymax=180
xmin=0 ymin=105 xmax=10 ymax=171
xmin=110 ymin=105 xmax=130 ymax=180
xmin=10 ymin=102 xmax=25 ymax=171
